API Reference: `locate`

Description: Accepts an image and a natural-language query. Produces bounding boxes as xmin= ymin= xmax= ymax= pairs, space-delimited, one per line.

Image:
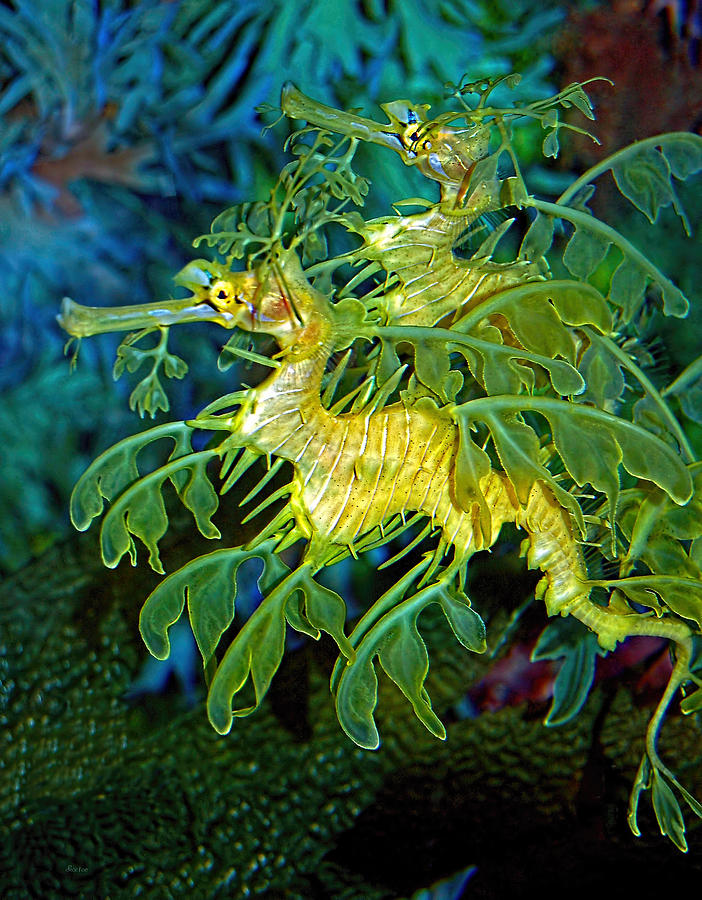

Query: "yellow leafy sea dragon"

xmin=59 ymin=75 xmax=702 ymax=850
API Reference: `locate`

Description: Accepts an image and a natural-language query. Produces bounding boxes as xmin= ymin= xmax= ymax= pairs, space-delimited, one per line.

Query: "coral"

xmin=2 ymin=531 xmax=702 ymax=896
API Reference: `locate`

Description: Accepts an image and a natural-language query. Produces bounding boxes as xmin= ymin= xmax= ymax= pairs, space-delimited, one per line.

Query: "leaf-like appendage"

xmin=206 ymin=582 xmax=288 ymax=733
xmin=452 ymin=280 xmax=613 ymax=350
xmin=531 ymin=617 xmax=605 ymax=726
xmin=610 ymin=134 xmax=702 ymax=234
xmin=680 ymin=687 xmax=702 ymax=715
xmin=563 ymin=222 xmax=611 ymax=280
xmin=651 ymin=769 xmax=688 ymax=852
xmin=193 ymin=201 xmax=275 ymax=260
xmin=489 ymin=293 xmax=577 ymax=364
xmin=455 ymin=397 xmax=693 ymax=538
xmin=450 ymin=333 xmax=585 ymax=397
xmin=378 ymin=615 xmax=444 ymax=739
xmin=194 ymin=131 xmax=367 ymax=266
xmin=333 ymin=575 xmax=485 ymax=749
xmin=206 ymin=565 xmax=352 ymax=735
xmin=440 ymin=586 xmax=487 ymax=651
xmin=378 ymin=319 xmax=585 ymax=405
xmin=520 ymin=211 xmax=555 ymax=261
xmin=454 ymin=404 xmax=585 ymax=533
xmin=599 ymin=576 xmax=702 ymax=630
xmin=528 ymin=198 xmax=692 ymax=318
xmin=577 ymin=340 xmax=626 ymax=408
xmin=618 ymin=467 xmax=702 ymax=577
xmin=413 ymin=338 xmax=452 ymax=401
xmin=100 ymin=450 xmax=219 ymax=573
xmin=70 ymin=422 xmax=196 ymax=531
xmin=140 ymin=541 xmax=286 ymax=667
xmin=453 ymin=417 xmax=492 ymax=540
xmin=629 ymin=757 xmax=702 ymax=852
xmin=664 ymin=354 xmax=702 ymax=425
xmin=113 ymin=328 xmax=189 ymax=418
xmin=608 ymin=258 xmax=649 ymax=320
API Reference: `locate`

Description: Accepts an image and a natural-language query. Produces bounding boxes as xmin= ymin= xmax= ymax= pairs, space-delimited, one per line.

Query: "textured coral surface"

xmin=2 ymin=529 xmax=700 ymax=898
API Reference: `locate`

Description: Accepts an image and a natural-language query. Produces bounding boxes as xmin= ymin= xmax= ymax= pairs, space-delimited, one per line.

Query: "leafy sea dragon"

xmin=59 ymin=76 xmax=702 ymax=850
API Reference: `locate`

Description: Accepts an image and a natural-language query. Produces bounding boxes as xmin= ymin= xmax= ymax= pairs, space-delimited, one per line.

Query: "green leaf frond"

xmin=663 ymin=353 xmax=702 ymax=426
xmin=192 ymin=129 xmax=368 ymax=271
xmin=70 ymin=421 xmax=199 ymax=532
xmin=70 ymin=422 xmax=253 ymax=573
xmin=524 ymin=133 xmax=702 ymax=323
xmin=113 ymin=326 xmax=188 ymax=418
xmin=99 ymin=448 xmax=220 ymax=574
xmin=451 ymin=395 xmax=692 ymax=548
xmin=558 ymin=133 xmax=702 ymax=234
xmin=206 ymin=562 xmax=354 ymax=734
xmin=528 ymin=198 xmax=692 ymax=320
xmin=531 ymin=616 xmax=606 ymax=727
xmin=616 ymin=463 xmax=702 ymax=578
xmin=330 ymin=557 xmax=486 ymax=750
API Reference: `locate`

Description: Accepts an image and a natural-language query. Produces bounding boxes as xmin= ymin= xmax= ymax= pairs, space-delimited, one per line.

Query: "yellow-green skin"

xmin=210 ymin=247 xmax=695 ymax=826
xmin=214 ymin=253 xmax=587 ymax=621
xmin=359 ymin=208 xmax=543 ymax=328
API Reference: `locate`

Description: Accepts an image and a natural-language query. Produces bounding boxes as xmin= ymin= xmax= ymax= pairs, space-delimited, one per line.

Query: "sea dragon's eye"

xmin=210 ymin=280 xmax=234 ymax=306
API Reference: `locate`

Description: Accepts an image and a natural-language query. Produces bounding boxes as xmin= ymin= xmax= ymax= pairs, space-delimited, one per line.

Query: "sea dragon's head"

xmin=195 ymin=249 xmax=332 ymax=350
xmin=281 ymin=82 xmax=491 ymax=196
xmin=58 ymin=248 xmax=330 ymax=350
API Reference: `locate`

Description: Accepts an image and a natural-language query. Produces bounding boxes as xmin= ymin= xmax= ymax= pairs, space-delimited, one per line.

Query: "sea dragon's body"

xmin=218 ymin=252 xmax=583 ymax=614
xmin=59 ymin=76 xmax=702 ymax=850
xmin=357 ymin=206 xmax=543 ymax=328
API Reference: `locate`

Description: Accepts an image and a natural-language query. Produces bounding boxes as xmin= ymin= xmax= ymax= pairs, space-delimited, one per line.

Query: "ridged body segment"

xmin=517 ymin=484 xmax=589 ymax=615
xmin=234 ymin=336 xmax=588 ymax=608
xmin=359 ymin=208 xmax=544 ymax=326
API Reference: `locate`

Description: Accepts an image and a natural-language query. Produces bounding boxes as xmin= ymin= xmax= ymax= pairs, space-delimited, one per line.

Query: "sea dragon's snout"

xmin=281 ymin=82 xmax=491 ymax=196
xmin=57 ymin=261 xmax=261 ymax=339
xmin=57 ymin=295 xmax=239 ymax=339
xmin=281 ymin=82 xmax=413 ymax=157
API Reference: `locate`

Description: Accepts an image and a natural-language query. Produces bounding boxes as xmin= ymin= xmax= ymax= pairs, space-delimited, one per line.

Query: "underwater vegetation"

xmin=59 ymin=75 xmax=702 ymax=852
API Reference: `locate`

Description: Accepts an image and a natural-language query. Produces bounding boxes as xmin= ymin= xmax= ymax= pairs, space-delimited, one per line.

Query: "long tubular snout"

xmin=281 ymin=82 xmax=405 ymax=154
xmin=58 ymin=296 xmax=238 ymax=338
